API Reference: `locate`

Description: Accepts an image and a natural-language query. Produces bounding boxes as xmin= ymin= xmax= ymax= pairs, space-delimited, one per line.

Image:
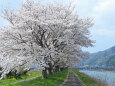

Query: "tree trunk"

xmin=60 ymin=67 xmax=64 ymax=71
xmin=42 ymin=68 xmax=47 ymax=78
xmin=53 ymin=68 xmax=56 ymax=73
xmin=52 ymin=66 xmax=57 ymax=73
xmin=48 ymin=68 xmax=52 ymax=75
xmin=56 ymin=65 xmax=59 ymax=72
xmin=54 ymin=65 xmax=59 ymax=72
xmin=65 ymin=67 xmax=68 ymax=69
xmin=48 ymin=63 xmax=52 ymax=74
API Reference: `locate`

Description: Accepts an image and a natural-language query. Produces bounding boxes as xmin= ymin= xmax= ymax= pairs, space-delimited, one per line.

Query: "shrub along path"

xmin=62 ymin=71 xmax=84 ymax=86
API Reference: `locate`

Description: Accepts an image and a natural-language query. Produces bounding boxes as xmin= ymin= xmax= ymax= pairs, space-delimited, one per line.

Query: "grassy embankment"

xmin=72 ymin=69 xmax=107 ymax=86
xmin=0 ymin=69 xmax=106 ymax=86
xmin=0 ymin=70 xmax=42 ymax=86
xmin=11 ymin=69 xmax=68 ymax=86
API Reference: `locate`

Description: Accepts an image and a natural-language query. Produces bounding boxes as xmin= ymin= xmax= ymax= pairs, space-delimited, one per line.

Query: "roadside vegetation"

xmin=0 ymin=70 xmax=41 ymax=86
xmin=72 ymin=69 xmax=107 ymax=86
xmin=11 ymin=69 xmax=68 ymax=86
xmin=0 ymin=68 xmax=108 ymax=86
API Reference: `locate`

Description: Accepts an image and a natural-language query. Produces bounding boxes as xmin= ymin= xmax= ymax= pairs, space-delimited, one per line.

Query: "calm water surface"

xmin=79 ymin=70 xmax=115 ymax=86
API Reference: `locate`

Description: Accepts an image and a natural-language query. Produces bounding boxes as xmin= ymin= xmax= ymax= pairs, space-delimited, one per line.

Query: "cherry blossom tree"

xmin=0 ymin=0 xmax=93 ymax=79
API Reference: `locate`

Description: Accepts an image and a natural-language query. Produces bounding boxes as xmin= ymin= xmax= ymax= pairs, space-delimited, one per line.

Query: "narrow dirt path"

xmin=62 ymin=71 xmax=85 ymax=86
xmin=11 ymin=76 xmax=40 ymax=84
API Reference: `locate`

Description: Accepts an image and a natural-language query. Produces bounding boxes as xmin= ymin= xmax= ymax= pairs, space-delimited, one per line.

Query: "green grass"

xmin=11 ymin=70 xmax=68 ymax=86
xmin=72 ymin=69 xmax=106 ymax=86
xmin=0 ymin=70 xmax=42 ymax=86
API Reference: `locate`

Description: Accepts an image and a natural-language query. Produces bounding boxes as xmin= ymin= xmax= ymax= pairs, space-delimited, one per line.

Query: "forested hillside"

xmin=79 ymin=46 xmax=115 ymax=67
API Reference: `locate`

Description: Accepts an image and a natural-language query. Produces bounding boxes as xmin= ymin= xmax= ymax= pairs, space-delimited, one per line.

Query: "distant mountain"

xmin=79 ymin=46 xmax=115 ymax=67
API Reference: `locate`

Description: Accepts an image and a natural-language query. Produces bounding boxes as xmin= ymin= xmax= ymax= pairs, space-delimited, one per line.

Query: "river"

xmin=79 ymin=70 xmax=115 ymax=86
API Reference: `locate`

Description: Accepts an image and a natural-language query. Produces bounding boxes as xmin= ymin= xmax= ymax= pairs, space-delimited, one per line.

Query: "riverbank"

xmin=72 ymin=69 xmax=107 ymax=86
xmin=80 ymin=70 xmax=115 ymax=86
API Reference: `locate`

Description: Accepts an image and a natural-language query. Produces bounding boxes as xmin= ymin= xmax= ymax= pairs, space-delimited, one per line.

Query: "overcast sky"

xmin=0 ymin=0 xmax=115 ymax=53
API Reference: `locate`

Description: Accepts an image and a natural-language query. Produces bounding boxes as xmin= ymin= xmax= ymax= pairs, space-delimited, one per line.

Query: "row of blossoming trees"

xmin=0 ymin=0 xmax=93 ymax=79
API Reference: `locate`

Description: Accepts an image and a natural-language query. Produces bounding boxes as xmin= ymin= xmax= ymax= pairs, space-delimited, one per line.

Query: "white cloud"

xmin=91 ymin=28 xmax=115 ymax=37
xmin=94 ymin=0 xmax=115 ymax=12
xmin=92 ymin=0 xmax=115 ymax=20
xmin=89 ymin=0 xmax=115 ymax=29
